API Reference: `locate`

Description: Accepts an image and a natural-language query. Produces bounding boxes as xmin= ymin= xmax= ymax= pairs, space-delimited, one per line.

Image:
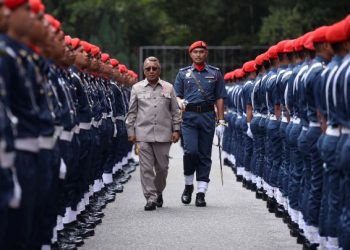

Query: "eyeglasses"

xmin=144 ymin=67 xmax=158 ymax=72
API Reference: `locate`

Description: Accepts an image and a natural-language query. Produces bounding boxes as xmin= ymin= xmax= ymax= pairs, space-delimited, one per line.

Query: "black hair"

xmin=263 ymin=60 xmax=271 ymax=70
xmin=330 ymin=42 xmax=344 ymax=54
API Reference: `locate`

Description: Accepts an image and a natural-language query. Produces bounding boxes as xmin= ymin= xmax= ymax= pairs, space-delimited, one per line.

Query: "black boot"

xmin=181 ymin=185 xmax=194 ymax=204
xmin=195 ymin=192 xmax=206 ymax=207
xmin=156 ymin=194 xmax=163 ymax=207
xmin=144 ymin=201 xmax=156 ymax=211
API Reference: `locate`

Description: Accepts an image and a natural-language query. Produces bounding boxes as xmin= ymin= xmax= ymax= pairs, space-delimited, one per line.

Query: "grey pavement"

xmin=81 ymin=142 xmax=300 ymax=250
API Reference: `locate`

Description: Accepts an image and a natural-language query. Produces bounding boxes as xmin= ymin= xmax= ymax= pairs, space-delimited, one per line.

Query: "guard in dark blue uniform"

xmin=302 ymin=26 xmax=333 ymax=248
xmin=241 ymin=60 xmax=256 ymax=189
xmin=174 ymin=41 xmax=227 ymax=207
xmin=318 ymin=20 xmax=348 ymax=250
xmin=337 ymin=15 xmax=350 ymax=249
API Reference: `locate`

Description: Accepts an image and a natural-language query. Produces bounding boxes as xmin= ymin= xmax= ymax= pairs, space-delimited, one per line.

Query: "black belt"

xmin=185 ymin=104 xmax=214 ymax=113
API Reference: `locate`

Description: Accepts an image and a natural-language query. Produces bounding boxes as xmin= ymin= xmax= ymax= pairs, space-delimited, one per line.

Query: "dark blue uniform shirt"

xmin=174 ymin=64 xmax=227 ymax=104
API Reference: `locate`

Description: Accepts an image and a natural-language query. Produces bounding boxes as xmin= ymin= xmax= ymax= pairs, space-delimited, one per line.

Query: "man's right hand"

xmin=177 ymin=98 xmax=186 ymax=111
xmin=128 ymin=136 xmax=137 ymax=144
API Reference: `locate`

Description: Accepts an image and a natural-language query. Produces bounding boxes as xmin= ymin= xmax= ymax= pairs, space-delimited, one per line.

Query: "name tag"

xmin=205 ymin=75 xmax=215 ymax=79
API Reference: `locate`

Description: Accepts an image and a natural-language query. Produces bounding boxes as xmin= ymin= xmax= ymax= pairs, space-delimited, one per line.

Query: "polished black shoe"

xmin=297 ymin=230 xmax=306 ymax=244
xmin=144 ymin=201 xmax=156 ymax=211
xmin=66 ymin=227 xmax=94 ymax=238
xmin=181 ymin=185 xmax=194 ymax=204
xmin=58 ymin=231 xmax=84 ymax=247
xmin=156 ymin=194 xmax=163 ymax=207
xmin=51 ymin=241 xmax=77 ymax=250
xmin=255 ymin=188 xmax=263 ymax=199
xmin=267 ymin=198 xmax=277 ymax=213
xmin=282 ymin=211 xmax=291 ymax=224
xmin=275 ymin=204 xmax=284 ymax=218
xmin=236 ymin=175 xmax=243 ymax=182
xmin=195 ymin=192 xmax=206 ymax=207
xmin=303 ymin=241 xmax=319 ymax=250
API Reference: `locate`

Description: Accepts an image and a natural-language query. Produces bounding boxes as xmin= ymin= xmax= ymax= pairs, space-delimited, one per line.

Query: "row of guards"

xmin=222 ymin=14 xmax=350 ymax=250
xmin=0 ymin=0 xmax=140 ymax=250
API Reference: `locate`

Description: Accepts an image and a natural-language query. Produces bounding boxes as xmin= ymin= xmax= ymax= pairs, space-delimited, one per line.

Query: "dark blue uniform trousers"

xmin=278 ymin=120 xmax=289 ymax=196
xmin=5 ymin=150 xmax=38 ymax=250
xmin=250 ymin=116 xmax=262 ymax=178
xmin=305 ymin=127 xmax=323 ymax=227
xmin=298 ymin=128 xmax=311 ymax=222
xmin=235 ymin=117 xmax=244 ymax=175
xmin=321 ymin=133 xmax=341 ymax=238
xmin=266 ymin=119 xmax=282 ymax=187
xmin=287 ymin=123 xmax=303 ymax=211
xmin=181 ymin=111 xmax=215 ymax=183
xmin=282 ymin=122 xmax=293 ymax=198
xmin=0 ymin=168 xmax=13 ymax=247
xmin=34 ymin=145 xmax=60 ymax=247
xmin=339 ymin=135 xmax=350 ymax=248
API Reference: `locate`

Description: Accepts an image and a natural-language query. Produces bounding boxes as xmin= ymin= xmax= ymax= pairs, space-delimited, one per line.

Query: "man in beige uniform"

xmin=126 ymin=57 xmax=181 ymax=211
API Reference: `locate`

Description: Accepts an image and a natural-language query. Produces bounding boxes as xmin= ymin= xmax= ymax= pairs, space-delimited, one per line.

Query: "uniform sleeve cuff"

xmin=173 ymin=124 xmax=181 ymax=131
xmin=127 ymin=128 xmax=135 ymax=137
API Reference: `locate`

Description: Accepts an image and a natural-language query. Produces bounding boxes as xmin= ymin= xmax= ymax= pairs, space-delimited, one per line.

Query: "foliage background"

xmin=44 ymin=0 xmax=350 ymax=70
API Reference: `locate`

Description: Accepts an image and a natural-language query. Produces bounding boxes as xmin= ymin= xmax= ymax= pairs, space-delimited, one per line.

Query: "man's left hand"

xmin=171 ymin=131 xmax=180 ymax=143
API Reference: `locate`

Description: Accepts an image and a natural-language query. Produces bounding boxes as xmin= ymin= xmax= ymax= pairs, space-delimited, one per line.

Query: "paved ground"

xmin=81 ymin=142 xmax=300 ymax=250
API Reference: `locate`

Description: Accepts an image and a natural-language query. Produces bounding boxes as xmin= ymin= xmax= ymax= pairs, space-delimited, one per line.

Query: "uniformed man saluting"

xmin=174 ymin=41 xmax=227 ymax=207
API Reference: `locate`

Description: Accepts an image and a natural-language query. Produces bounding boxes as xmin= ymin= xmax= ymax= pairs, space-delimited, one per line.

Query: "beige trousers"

xmin=138 ymin=142 xmax=172 ymax=202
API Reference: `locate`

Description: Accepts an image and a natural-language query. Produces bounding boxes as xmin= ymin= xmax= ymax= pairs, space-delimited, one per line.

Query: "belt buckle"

xmin=196 ymin=106 xmax=202 ymax=112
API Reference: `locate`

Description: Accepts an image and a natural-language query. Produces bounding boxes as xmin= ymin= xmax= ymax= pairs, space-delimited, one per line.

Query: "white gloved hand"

xmin=113 ymin=124 xmax=118 ymax=137
xmin=215 ymin=120 xmax=226 ymax=140
xmin=9 ymin=167 xmax=22 ymax=209
xmin=59 ymin=158 xmax=67 ymax=180
xmin=177 ymin=99 xmax=187 ymax=111
xmin=247 ymin=123 xmax=253 ymax=139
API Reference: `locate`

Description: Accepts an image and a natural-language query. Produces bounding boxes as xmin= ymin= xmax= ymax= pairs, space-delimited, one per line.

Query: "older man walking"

xmin=126 ymin=57 xmax=181 ymax=211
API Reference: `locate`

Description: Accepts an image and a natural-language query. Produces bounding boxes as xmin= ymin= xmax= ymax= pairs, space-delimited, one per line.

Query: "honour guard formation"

xmin=0 ymin=0 xmax=140 ymax=249
xmin=223 ymin=14 xmax=350 ymax=250
xmin=1 ymin=0 xmax=350 ymax=249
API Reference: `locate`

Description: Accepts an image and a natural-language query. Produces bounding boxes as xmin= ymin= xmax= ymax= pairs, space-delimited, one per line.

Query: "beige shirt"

xmin=126 ymin=79 xmax=182 ymax=142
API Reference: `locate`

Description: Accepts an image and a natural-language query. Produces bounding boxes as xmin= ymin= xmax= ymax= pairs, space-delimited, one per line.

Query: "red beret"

xmin=243 ymin=60 xmax=257 ymax=73
xmin=235 ymin=68 xmax=245 ymax=79
xmin=267 ymin=45 xmax=278 ymax=59
xmin=345 ymin=15 xmax=350 ymax=38
xmin=302 ymin=32 xmax=314 ymax=49
xmin=118 ymin=64 xmax=128 ymax=74
xmin=80 ymin=41 xmax=91 ymax=53
xmin=283 ymin=40 xmax=294 ymax=53
xmin=189 ymin=41 xmax=208 ymax=53
xmin=70 ymin=38 xmax=81 ymax=50
xmin=304 ymin=35 xmax=315 ymax=51
xmin=101 ymin=53 xmax=110 ymax=63
xmin=29 ymin=0 xmax=42 ymax=13
xmin=312 ymin=26 xmax=329 ymax=43
xmin=276 ymin=40 xmax=288 ymax=54
xmin=224 ymin=72 xmax=232 ymax=81
xmin=326 ymin=20 xmax=348 ymax=43
xmin=110 ymin=59 xmax=119 ymax=67
xmin=64 ymin=36 xmax=71 ymax=46
xmin=294 ymin=36 xmax=304 ymax=51
xmin=4 ymin=0 xmax=27 ymax=9
xmin=90 ymin=46 xmax=100 ymax=57
xmin=255 ymin=54 xmax=264 ymax=66
xmin=39 ymin=3 xmax=44 ymax=12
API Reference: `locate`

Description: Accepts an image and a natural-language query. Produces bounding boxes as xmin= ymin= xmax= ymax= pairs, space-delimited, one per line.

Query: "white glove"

xmin=177 ymin=99 xmax=187 ymax=111
xmin=247 ymin=123 xmax=253 ymax=139
xmin=59 ymin=158 xmax=67 ymax=180
xmin=113 ymin=124 xmax=118 ymax=137
xmin=215 ymin=120 xmax=226 ymax=140
xmin=9 ymin=168 xmax=22 ymax=209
